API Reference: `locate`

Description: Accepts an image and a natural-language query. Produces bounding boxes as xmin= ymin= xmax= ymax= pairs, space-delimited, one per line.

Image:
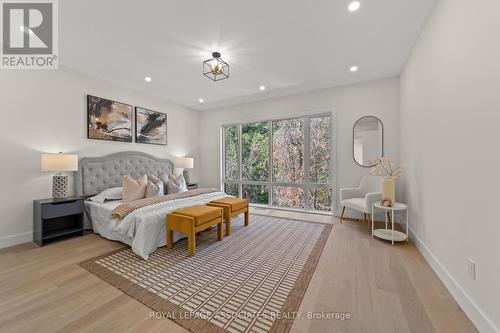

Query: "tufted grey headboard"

xmin=76 ymin=151 xmax=174 ymax=196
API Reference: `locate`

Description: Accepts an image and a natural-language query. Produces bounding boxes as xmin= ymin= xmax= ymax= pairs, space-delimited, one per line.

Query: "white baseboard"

xmin=409 ymin=227 xmax=499 ymax=333
xmin=0 ymin=231 xmax=33 ymax=249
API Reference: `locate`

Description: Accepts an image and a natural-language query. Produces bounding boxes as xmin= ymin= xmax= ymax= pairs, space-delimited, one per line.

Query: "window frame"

xmin=220 ymin=110 xmax=335 ymax=214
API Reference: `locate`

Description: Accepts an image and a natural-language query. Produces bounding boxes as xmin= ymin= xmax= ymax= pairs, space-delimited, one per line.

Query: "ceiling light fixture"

xmin=198 ymin=98 xmax=204 ymax=103
xmin=259 ymin=85 xmax=266 ymax=91
xmin=350 ymin=65 xmax=359 ymax=72
xmin=144 ymin=76 xmax=152 ymax=82
xmin=348 ymin=1 xmax=361 ymax=12
xmin=203 ymin=52 xmax=229 ymax=81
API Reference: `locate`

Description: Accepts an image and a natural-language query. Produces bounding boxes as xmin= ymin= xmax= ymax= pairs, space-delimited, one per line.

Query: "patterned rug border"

xmin=80 ymin=217 xmax=333 ymax=333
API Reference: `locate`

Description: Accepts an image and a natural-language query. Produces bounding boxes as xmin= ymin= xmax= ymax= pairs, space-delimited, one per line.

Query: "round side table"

xmin=372 ymin=202 xmax=409 ymax=245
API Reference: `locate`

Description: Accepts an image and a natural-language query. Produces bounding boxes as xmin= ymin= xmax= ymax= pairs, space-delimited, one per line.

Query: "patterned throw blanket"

xmin=112 ymin=188 xmax=219 ymax=220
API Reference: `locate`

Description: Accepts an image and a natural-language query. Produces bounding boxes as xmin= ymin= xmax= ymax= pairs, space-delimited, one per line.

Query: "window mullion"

xmin=221 ymin=127 xmax=225 ymax=189
xmin=268 ymin=120 xmax=273 ymax=208
xmin=304 ymin=117 xmax=310 ymax=210
xmin=238 ymin=124 xmax=243 ymax=198
xmin=330 ymin=115 xmax=335 ymax=212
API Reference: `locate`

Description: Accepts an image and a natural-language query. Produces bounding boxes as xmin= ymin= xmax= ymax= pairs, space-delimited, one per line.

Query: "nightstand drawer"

xmin=41 ymin=200 xmax=84 ymax=219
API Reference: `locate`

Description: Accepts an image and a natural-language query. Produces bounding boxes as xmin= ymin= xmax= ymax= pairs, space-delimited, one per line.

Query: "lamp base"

xmin=183 ymin=169 xmax=191 ymax=184
xmin=53 ymin=175 xmax=68 ymax=199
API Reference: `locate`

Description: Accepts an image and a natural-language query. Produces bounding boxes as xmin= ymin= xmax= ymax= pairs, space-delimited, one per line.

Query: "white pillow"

xmin=122 ymin=175 xmax=147 ymax=202
xmin=169 ymin=174 xmax=187 ymax=192
xmin=160 ymin=172 xmax=173 ymax=193
xmin=88 ymin=187 xmax=123 ymax=203
xmin=146 ymin=180 xmax=164 ymax=198
xmin=166 ymin=179 xmax=182 ymax=194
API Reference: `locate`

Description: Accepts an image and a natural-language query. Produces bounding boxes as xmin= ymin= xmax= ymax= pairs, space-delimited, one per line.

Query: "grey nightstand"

xmin=187 ymin=183 xmax=199 ymax=190
xmin=33 ymin=196 xmax=85 ymax=246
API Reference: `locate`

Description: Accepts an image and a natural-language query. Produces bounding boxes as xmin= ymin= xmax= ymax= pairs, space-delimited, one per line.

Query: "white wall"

xmin=0 ymin=67 xmax=200 ymax=247
xmin=355 ymin=129 xmax=381 ymax=165
xmin=400 ymin=0 xmax=500 ymax=331
xmin=199 ymin=77 xmax=400 ymax=214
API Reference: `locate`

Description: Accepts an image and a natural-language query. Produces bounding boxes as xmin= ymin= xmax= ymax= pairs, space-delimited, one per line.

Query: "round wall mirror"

xmin=353 ymin=116 xmax=383 ymax=167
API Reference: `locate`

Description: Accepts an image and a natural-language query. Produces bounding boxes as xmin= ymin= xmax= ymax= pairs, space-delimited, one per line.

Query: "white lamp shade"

xmin=41 ymin=154 xmax=78 ymax=172
xmin=176 ymin=157 xmax=194 ymax=169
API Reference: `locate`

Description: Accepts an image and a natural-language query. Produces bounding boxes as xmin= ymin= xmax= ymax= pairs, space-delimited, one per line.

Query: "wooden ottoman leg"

xmin=244 ymin=209 xmax=249 ymax=226
xmin=217 ymin=219 xmax=223 ymax=241
xmin=188 ymin=225 xmax=196 ymax=256
xmin=167 ymin=227 xmax=173 ymax=249
xmin=226 ymin=211 xmax=232 ymax=236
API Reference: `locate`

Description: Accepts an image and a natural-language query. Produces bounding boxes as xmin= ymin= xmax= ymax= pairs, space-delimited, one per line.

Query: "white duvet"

xmin=85 ymin=191 xmax=229 ymax=259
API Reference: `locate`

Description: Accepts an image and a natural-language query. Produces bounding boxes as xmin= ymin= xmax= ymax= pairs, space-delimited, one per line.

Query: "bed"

xmin=76 ymin=151 xmax=228 ymax=259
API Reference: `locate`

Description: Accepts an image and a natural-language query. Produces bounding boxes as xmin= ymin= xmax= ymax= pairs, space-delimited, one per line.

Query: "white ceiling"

xmin=60 ymin=0 xmax=435 ymax=110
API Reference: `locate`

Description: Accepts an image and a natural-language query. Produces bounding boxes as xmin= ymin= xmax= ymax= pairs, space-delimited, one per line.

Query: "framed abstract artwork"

xmin=135 ymin=107 xmax=167 ymax=145
xmin=87 ymin=95 xmax=132 ymax=142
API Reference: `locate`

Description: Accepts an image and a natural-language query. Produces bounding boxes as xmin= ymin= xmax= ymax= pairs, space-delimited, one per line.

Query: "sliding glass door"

xmin=222 ymin=113 xmax=333 ymax=213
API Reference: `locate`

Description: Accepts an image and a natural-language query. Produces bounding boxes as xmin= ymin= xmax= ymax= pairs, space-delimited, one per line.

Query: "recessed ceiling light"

xmin=348 ymin=1 xmax=361 ymax=12
xmin=144 ymin=76 xmax=152 ymax=82
xmin=259 ymin=85 xmax=266 ymax=91
xmin=350 ymin=65 xmax=359 ymax=72
xmin=198 ymin=98 xmax=204 ymax=103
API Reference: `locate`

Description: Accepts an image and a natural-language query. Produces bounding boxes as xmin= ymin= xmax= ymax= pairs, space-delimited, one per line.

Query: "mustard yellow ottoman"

xmin=166 ymin=205 xmax=223 ymax=256
xmin=207 ymin=197 xmax=249 ymax=236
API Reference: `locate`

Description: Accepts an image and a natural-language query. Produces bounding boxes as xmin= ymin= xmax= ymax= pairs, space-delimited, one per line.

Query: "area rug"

xmin=81 ymin=215 xmax=332 ymax=333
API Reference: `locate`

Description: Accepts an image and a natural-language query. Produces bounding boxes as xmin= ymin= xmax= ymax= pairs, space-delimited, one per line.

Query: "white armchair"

xmin=340 ymin=176 xmax=382 ymax=233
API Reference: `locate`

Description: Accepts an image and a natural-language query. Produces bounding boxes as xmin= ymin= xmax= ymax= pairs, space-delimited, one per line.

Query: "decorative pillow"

xmin=166 ymin=179 xmax=183 ymax=194
xmin=146 ymin=180 xmax=164 ymax=198
xmin=88 ymin=187 xmax=123 ymax=203
xmin=122 ymin=175 xmax=147 ymax=202
xmin=150 ymin=172 xmax=171 ymax=195
xmin=147 ymin=173 xmax=161 ymax=184
xmin=169 ymin=174 xmax=187 ymax=192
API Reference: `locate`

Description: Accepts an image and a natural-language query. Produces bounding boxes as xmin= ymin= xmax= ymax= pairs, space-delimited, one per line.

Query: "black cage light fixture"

xmin=203 ymin=52 xmax=229 ymax=81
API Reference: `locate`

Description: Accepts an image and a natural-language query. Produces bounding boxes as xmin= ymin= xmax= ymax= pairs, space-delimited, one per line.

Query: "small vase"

xmin=382 ymin=177 xmax=396 ymax=207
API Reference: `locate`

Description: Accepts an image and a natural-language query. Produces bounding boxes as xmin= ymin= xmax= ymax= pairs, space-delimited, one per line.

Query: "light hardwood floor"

xmin=0 ymin=208 xmax=478 ymax=333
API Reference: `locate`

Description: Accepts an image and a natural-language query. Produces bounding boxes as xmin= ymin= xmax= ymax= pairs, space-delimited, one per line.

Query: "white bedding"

xmin=85 ymin=191 xmax=229 ymax=260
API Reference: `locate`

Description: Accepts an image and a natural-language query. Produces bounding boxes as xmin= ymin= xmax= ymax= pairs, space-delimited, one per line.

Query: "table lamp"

xmin=41 ymin=153 xmax=78 ymax=198
xmin=177 ymin=157 xmax=194 ymax=184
